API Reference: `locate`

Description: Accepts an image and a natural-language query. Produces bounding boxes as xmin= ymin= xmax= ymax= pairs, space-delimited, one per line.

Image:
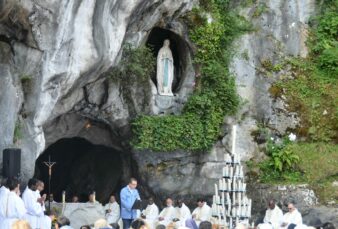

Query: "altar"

xmin=50 ymin=202 xmax=106 ymax=229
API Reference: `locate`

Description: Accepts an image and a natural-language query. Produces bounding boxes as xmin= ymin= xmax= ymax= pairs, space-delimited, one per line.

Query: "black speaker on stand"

xmin=2 ymin=148 xmax=21 ymax=178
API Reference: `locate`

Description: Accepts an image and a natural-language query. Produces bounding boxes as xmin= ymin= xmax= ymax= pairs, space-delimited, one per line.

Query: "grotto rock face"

xmin=0 ymin=0 xmax=333 ymax=223
xmin=0 ymin=0 xmax=196 ymax=178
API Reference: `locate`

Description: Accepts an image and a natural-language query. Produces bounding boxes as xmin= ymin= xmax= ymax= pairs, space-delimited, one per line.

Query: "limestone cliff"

xmin=0 ymin=0 xmax=336 ymax=225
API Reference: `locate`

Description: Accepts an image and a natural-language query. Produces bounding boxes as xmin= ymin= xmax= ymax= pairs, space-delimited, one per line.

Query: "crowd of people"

xmin=0 ymin=177 xmax=335 ymax=229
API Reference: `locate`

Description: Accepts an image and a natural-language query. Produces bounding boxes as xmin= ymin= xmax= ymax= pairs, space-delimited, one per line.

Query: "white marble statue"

xmin=157 ymin=39 xmax=174 ymax=96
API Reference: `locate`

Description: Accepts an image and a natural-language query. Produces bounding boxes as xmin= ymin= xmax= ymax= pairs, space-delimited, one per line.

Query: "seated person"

xmin=186 ymin=199 xmax=212 ymax=229
xmin=157 ymin=198 xmax=176 ymax=227
xmin=281 ymin=202 xmax=302 ymax=229
xmin=257 ymin=200 xmax=283 ymax=229
xmin=141 ymin=197 xmax=159 ymax=229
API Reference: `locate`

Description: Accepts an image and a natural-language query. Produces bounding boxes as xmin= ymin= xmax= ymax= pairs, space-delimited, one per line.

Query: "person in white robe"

xmin=281 ymin=202 xmax=302 ymax=229
xmin=0 ymin=178 xmax=26 ymax=229
xmin=174 ymin=199 xmax=191 ymax=227
xmin=157 ymin=198 xmax=176 ymax=227
xmin=141 ymin=197 xmax=159 ymax=229
xmin=0 ymin=181 xmax=10 ymax=223
xmin=22 ymin=178 xmax=45 ymax=229
xmin=35 ymin=180 xmax=52 ymax=229
xmin=186 ymin=199 xmax=212 ymax=229
xmin=257 ymin=200 xmax=283 ymax=229
xmin=105 ymin=195 xmax=120 ymax=224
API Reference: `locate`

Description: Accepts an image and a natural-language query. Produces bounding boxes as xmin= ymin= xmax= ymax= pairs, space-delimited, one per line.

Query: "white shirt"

xmin=0 ymin=191 xmax=27 ymax=229
xmin=192 ymin=204 xmax=212 ymax=225
xmin=282 ymin=209 xmax=302 ymax=227
xmin=22 ymin=188 xmax=44 ymax=229
xmin=175 ymin=203 xmax=191 ymax=227
xmin=104 ymin=201 xmax=120 ymax=224
xmin=261 ymin=205 xmax=283 ymax=229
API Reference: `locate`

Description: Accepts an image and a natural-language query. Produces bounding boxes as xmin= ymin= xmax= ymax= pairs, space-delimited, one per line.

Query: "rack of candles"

xmin=211 ymin=153 xmax=252 ymax=229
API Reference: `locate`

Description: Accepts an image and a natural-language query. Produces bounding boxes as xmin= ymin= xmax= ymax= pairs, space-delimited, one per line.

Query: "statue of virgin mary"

xmin=156 ymin=39 xmax=174 ymax=96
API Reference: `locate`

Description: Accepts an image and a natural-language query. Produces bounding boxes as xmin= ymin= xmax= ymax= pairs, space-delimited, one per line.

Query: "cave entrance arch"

xmin=146 ymin=27 xmax=190 ymax=92
xmin=34 ymin=137 xmax=123 ymax=203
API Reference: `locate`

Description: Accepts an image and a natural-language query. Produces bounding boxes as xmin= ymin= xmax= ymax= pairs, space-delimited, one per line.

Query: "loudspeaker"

xmin=2 ymin=148 xmax=21 ymax=178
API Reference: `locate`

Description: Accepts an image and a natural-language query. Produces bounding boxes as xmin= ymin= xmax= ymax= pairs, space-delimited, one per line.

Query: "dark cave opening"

xmin=34 ymin=137 xmax=123 ymax=203
xmin=146 ymin=27 xmax=190 ymax=92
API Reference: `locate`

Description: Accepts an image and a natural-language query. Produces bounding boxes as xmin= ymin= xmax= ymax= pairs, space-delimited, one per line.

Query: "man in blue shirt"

xmin=120 ymin=178 xmax=140 ymax=229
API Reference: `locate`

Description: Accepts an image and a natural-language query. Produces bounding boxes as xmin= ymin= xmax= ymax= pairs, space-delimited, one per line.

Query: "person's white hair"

xmin=94 ymin=218 xmax=112 ymax=229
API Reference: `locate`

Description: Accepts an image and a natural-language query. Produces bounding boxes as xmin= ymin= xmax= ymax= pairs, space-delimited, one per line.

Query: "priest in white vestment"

xmin=174 ymin=199 xmax=191 ymax=227
xmin=141 ymin=197 xmax=159 ymax=229
xmin=0 ymin=182 xmax=10 ymax=223
xmin=105 ymin=195 xmax=120 ymax=224
xmin=0 ymin=178 xmax=26 ymax=229
xmin=281 ymin=202 xmax=302 ymax=229
xmin=35 ymin=180 xmax=52 ymax=229
xmin=22 ymin=178 xmax=45 ymax=229
xmin=258 ymin=200 xmax=283 ymax=229
xmin=186 ymin=199 xmax=212 ymax=229
xmin=157 ymin=198 xmax=176 ymax=227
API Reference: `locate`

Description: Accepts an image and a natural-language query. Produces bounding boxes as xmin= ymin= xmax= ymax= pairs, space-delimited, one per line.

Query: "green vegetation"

xmin=270 ymin=1 xmax=338 ymax=142
xmin=13 ymin=119 xmax=22 ymax=143
xmin=287 ymin=143 xmax=338 ymax=203
xmin=132 ymin=0 xmax=252 ymax=152
xmin=257 ymin=137 xmax=303 ymax=183
xmin=252 ymin=2 xmax=268 ymax=18
xmin=253 ymin=141 xmax=338 ymax=203
xmin=110 ymin=45 xmax=155 ymax=116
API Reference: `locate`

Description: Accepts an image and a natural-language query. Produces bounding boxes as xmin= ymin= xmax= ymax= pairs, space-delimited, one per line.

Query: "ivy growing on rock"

xmin=132 ymin=0 xmax=252 ymax=152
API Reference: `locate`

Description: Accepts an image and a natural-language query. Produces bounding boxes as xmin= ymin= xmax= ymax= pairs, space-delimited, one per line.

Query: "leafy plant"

xmin=13 ymin=119 xmax=22 ymax=143
xmin=266 ymin=138 xmax=300 ymax=172
xmin=109 ymin=45 xmax=155 ymax=115
xmin=132 ymin=0 xmax=252 ymax=152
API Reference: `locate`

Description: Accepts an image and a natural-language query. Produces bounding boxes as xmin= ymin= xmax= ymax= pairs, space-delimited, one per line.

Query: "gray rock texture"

xmin=0 ymin=0 xmax=336 ymax=224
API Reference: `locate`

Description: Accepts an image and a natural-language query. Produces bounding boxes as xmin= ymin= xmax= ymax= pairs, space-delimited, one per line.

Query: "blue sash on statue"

xmin=163 ymin=58 xmax=169 ymax=87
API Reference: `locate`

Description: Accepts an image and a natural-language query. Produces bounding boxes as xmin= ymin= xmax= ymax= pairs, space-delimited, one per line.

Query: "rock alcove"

xmin=34 ymin=137 xmax=123 ymax=203
xmin=146 ymin=27 xmax=191 ymax=94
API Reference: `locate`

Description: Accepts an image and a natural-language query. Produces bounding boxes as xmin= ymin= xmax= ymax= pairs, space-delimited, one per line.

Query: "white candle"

xmin=230 ymin=167 xmax=233 ymax=178
xmin=219 ymin=179 xmax=222 ymax=190
xmin=93 ymin=191 xmax=96 ymax=203
xmin=222 ymin=192 xmax=225 ymax=206
xmin=232 ymin=125 xmax=237 ymax=155
xmin=62 ymin=191 xmax=66 ymax=204
xmin=223 ymin=178 xmax=226 ymax=191
xmin=240 ymin=166 xmax=244 ymax=178
xmin=243 ymin=183 xmax=247 ymax=191
xmin=223 ymin=167 xmax=226 ymax=177
xmin=215 ymin=184 xmax=218 ymax=196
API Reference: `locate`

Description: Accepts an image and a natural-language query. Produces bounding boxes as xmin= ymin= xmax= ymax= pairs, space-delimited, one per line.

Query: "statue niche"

xmin=156 ymin=39 xmax=174 ymax=96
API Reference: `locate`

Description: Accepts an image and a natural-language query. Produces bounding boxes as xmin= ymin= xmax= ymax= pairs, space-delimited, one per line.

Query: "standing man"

xmin=257 ymin=200 xmax=283 ymax=229
xmin=22 ymin=178 xmax=45 ymax=229
xmin=36 ymin=180 xmax=52 ymax=229
xmin=120 ymin=178 xmax=140 ymax=229
xmin=105 ymin=194 xmax=120 ymax=224
xmin=0 ymin=177 xmax=26 ymax=228
xmin=0 ymin=178 xmax=10 ymax=223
